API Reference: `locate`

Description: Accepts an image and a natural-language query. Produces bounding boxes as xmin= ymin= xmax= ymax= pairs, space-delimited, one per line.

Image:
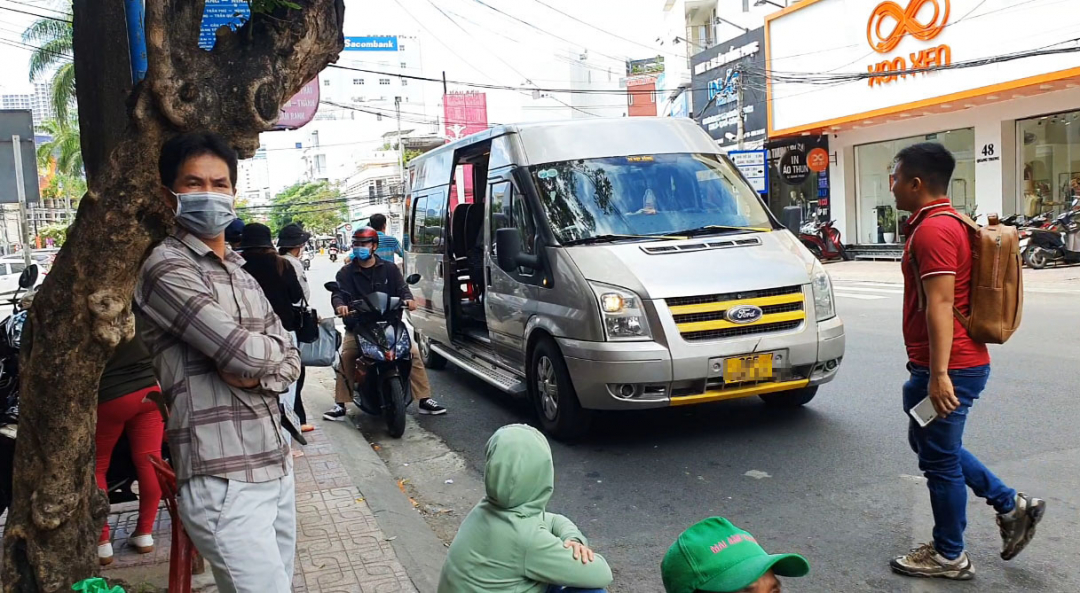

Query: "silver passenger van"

xmin=405 ymin=118 xmax=844 ymax=439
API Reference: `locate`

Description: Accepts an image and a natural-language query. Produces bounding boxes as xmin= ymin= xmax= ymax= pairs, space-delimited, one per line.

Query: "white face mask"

xmin=172 ymin=191 xmax=237 ymax=238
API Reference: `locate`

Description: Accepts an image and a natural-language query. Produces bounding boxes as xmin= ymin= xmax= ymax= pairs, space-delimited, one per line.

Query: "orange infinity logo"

xmin=867 ymin=0 xmax=950 ymax=54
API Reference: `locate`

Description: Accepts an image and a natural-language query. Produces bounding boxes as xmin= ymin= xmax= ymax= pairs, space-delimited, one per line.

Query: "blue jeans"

xmin=546 ymin=587 xmax=606 ymax=593
xmin=903 ymin=364 xmax=1016 ymax=559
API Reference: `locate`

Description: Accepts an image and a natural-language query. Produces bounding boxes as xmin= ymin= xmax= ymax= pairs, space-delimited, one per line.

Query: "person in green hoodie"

xmin=438 ymin=424 xmax=613 ymax=593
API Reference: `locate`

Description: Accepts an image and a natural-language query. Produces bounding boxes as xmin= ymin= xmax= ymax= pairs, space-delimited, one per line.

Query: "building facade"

xmin=1 ymin=83 xmax=58 ymax=125
xmin=765 ymin=0 xmax=1080 ymax=248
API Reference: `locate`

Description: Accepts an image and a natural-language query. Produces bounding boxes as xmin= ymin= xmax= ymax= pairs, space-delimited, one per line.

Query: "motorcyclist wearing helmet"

xmin=324 ymin=227 xmax=447 ymax=420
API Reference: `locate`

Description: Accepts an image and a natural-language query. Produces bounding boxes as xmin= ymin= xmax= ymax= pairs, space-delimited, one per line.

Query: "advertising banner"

xmin=444 ymin=92 xmax=488 ymax=207
xmin=690 ymin=28 xmax=766 ymax=149
xmin=766 ymin=135 xmax=831 ymax=223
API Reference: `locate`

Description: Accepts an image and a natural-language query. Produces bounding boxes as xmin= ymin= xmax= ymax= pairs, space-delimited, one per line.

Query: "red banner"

xmin=443 ymin=92 xmax=488 ymax=208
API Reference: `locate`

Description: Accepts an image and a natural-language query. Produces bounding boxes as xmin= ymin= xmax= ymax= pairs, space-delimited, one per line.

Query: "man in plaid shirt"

xmin=137 ymin=132 xmax=301 ymax=593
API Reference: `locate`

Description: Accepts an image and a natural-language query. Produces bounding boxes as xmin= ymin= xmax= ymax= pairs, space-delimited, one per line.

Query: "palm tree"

xmin=22 ymin=1 xmax=74 ymax=123
xmin=36 ymin=116 xmax=82 ymax=178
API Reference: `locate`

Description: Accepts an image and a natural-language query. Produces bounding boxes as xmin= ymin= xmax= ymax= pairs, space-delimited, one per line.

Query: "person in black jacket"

xmin=323 ymin=227 xmax=446 ymax=420
xmin=240 ymin=223 xmax=304 ymax=332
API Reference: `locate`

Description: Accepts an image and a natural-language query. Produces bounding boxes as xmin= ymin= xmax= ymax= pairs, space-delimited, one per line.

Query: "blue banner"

xmin=200 ymin=0 xmax=250 ymax=50
xmin=343 ymin=36 xmax=399 ymax=51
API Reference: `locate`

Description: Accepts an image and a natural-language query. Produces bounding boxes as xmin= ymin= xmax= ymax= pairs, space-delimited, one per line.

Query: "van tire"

xmin=530 ymin=338 xmax=592 ymax=441
xmin=760 ymin=386 xmax=818 ymax=408
xmin=417 ymin=332 xmax=447 ymax=370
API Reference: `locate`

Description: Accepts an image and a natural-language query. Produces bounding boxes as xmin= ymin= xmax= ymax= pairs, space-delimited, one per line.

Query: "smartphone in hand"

xmin=909 ymin=395 xmax=939 ymax=428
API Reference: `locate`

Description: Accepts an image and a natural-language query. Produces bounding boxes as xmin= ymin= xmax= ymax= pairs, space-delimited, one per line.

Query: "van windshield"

xmin=529 ymin=153 xmax=773 ymax=244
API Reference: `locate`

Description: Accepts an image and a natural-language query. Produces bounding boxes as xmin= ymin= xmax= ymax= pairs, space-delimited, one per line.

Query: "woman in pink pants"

xmin=95 ymin=326 xmax=164 ymax=566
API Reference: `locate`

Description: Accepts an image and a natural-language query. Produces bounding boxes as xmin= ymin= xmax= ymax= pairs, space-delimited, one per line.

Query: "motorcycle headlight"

xmin=358 ymin=336 xmax=386 ymax=362
xmin=394 ymin=330 xmax=411 ymax=359
xmin=589 ymin=282 xmax=651 ymax=341
xmin=810 ymin=262 xmax=836 ymax=322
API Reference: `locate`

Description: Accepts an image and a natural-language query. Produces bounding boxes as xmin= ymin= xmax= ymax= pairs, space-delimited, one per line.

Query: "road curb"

xmin=306 ymin=369 xmax=448 ymax=593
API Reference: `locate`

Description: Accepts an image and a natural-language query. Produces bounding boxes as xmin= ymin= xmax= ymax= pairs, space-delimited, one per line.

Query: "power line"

xmin=2 ymin=0 xmax=69 ymax=18
xmin=0 ymin=3 xmax=69 ymax=23
xmin=528 ymin=0 xmax=675 ymax=59
xmin=468 ymin=0 xmax=628 ymax=65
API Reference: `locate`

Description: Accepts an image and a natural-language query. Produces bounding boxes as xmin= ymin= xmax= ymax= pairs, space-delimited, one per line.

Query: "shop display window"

xmin=1018 ymin=110 xmax=1080 ymax=218
xmin=854 ymin=129 xmax=975 ymax=244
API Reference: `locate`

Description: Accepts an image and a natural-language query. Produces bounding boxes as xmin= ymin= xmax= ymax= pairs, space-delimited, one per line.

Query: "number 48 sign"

xmin=977 ymin=143 xmax=1000 ymax=164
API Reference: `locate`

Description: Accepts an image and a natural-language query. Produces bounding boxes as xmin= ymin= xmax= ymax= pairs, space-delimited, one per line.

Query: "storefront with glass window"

xmin=764 ymin=0 xmax=1080 ymax=248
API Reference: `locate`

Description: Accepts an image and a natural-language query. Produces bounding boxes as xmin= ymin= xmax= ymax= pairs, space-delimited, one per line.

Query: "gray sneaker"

xmin=997 ymin=493 xmax=1046 ymax=560
xmin=890 ymin=543 xmax=975 ymax=580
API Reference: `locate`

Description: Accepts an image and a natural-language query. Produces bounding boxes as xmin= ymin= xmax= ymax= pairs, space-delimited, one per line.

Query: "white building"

xmin=765 ymin=0 xmax=1080 ymax=247
xmin=520 ymin=49 xmax=626 ymax=121
xmin=659 ymin=0 xmax=784 ymax=117
xmin=1 ymin=83 xmax=58 ymax=125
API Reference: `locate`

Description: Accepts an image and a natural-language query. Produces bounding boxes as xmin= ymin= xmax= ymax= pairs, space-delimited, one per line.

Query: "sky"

xmin=0 ymin=0 xmax=674 ymax=110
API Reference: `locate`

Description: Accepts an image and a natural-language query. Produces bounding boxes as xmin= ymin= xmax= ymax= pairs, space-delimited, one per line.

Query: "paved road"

xmin=306 ymin=256 xmax=1080 ymax=593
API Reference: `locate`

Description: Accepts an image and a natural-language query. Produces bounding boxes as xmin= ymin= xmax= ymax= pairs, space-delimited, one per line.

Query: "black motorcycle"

xmin=328 ymin=247 xmax=338 ymax=263
xmin=1024 ymin=202 xmax=1080 ymax=269
xmin=0 ymin=265 xmax=169 ymax=516
xmin=325 ymin=275 xmax=419 ymax=438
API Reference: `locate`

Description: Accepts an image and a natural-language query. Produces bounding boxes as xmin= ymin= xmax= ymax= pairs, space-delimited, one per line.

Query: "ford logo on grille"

xmin=726 ymin=305 xmax=764 ymax=324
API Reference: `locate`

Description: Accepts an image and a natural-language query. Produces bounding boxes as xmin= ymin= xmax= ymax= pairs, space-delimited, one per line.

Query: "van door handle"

xmin=437 ymin=261 xmax=444 ymax=277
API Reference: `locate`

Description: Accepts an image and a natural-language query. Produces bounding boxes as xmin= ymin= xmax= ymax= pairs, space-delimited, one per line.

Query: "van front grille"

xmin=665 ymin=285 xmax=806 ymax=342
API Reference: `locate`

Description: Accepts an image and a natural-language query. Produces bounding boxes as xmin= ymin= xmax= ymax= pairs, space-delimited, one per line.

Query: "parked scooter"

xmin=1023 ymin=202 xmax=1080 ymax=269
xmin=324 ymin=274 xmax=420 ymax=438
xmin=0 ymin=265 xmax=169 ymax=516
xmin=799 ymin=219 xmax=852 ymax=262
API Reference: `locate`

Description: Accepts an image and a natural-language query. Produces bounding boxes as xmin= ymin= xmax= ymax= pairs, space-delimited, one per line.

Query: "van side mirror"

xmin=405 ymin=273 xmax=421 ymax=285
xmin=495 ymin=228 xmax=540 ymax=271
xmin=18 ymin=264 xmax=38 ymax=289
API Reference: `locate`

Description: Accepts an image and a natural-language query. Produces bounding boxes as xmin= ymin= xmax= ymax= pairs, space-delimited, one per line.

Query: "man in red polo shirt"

xmin=888 ymin=143 xmax=1045 ymax=581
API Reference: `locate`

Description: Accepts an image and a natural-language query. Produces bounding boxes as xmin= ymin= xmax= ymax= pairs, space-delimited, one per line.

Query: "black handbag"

xmin=295 ymin=298 xmax=319 ymax=343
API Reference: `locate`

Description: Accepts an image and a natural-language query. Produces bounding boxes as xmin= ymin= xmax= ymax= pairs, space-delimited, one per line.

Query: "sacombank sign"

xmin=343 ymin=36 xmax=398 ymax=51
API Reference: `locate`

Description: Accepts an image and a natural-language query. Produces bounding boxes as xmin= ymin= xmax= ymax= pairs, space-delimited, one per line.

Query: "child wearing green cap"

xmin=661 ymin=517 xmax=810 ymax=593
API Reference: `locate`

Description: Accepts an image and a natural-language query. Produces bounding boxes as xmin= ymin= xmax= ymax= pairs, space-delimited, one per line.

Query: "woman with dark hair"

xmin=277 ymin=223 xmax=313 ymax=432
xmin=240 ymin=223 xmax=306 ymax=449
xmin=240 ymin=223 xmax=305 ymax=333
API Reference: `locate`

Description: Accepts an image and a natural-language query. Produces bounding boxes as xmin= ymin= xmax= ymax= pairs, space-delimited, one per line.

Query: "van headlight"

xmin=589 ymin=282 xmax=651 ymax=341
xmin=810 ymin=262 xmax=836 ymax=322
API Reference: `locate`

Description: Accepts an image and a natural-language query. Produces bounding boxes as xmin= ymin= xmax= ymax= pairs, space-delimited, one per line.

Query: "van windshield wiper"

xmin=663 ymin=225 xmax=769 ymax=238
xmin=561 ymin=234 xmax=675 ymax=246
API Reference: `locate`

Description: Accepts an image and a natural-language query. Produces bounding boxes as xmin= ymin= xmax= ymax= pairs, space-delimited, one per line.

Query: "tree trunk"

xmin=1 ymin=1 xmax=344 ymax=590
xmin=72 ymin=0 xmax=132 ymax=186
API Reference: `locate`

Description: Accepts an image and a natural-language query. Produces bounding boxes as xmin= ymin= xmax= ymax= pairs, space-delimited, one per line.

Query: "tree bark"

xmin=72 ymin=0 xmax=132 ymax=186
xmin=1 ymin=1 xmax=344 ymax=590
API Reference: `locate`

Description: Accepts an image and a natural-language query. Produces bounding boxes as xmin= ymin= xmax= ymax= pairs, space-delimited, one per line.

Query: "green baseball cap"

xmin=661 ymin=517 xmax=810 ymax=593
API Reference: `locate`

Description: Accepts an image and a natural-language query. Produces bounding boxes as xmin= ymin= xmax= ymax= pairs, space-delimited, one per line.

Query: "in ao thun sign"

xmin=764 ymin=0 xmax=1080 ymax=135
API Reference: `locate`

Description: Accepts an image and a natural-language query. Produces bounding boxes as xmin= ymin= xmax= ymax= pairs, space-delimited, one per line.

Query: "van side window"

xmin=411 ymin=196 xmax=428 ymax=247
xmin=489 ymin=182 xmax=536 ymax=256
xmin=423 ymin=193 xmax=447 ymax=247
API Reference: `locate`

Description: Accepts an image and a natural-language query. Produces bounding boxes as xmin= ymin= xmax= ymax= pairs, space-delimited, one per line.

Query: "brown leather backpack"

xmin=912 ymin=211 xmax=1023 ymax=344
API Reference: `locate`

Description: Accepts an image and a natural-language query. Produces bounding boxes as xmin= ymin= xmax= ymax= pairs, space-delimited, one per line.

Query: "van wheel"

xmin=530 ymin=338 xmax=592 ymax=441
xmin=416 ymin=332 xmax=446 ymax=370
xmin=760 ymin=386 xmax=818 ymax=408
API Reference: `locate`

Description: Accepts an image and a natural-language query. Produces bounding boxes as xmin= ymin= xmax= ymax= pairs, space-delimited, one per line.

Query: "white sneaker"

xmin=130 ymin=533 xmax=154 ymax=554
xmin=890 ymin=543 xmax=974 ymax=580
xmin=98 ymin=542 xmax=114 ymax=566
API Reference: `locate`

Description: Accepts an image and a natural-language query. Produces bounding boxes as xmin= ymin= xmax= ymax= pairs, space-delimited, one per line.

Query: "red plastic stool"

xmin=149 ymin=456 xmax=203 ymax=593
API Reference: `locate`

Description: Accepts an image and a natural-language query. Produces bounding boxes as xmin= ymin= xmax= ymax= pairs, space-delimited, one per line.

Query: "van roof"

xmin=412 ymin=117 xmax=721 ymax=168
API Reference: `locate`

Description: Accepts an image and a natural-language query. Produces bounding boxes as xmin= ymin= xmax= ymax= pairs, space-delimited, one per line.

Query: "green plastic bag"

xmin=71 ymin=578 xmax=125 ymax=593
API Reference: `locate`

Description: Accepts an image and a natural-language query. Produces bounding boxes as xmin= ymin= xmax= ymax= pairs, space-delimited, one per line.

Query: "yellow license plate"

xmin=723 ymin=354 xmax=774 ymax=384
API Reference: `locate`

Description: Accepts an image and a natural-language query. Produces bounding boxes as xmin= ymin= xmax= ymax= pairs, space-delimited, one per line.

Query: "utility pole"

xmin=442 ymin=70 xmax=448 ymax=96
xmin=735 ymin=66 xmax=745 ymax=150
xmin=395 ymin=95 xmax=404 ymax=197
xmin=12 ymin=135 xmax=32 ymax=269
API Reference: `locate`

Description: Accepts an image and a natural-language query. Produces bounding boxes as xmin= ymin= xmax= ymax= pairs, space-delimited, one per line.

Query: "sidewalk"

xmin=825 ymin=260 xmax=1080 ymax=292
xmin=102 ymin=414 xmax=417 ymax=591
